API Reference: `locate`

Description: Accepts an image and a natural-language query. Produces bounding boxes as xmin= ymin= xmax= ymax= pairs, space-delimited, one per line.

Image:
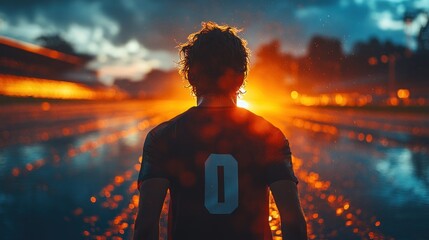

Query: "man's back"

xmin=138 ymin=106 xmax=298 ymax=240
xmin=133 ymin=21 xmax=306 ymax=240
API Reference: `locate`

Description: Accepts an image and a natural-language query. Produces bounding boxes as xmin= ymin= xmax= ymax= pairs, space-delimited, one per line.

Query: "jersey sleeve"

xmin=137 ymin=129 xmax=169 ymax=190
xmin=263 ymin=127 xmax=298 ymax=185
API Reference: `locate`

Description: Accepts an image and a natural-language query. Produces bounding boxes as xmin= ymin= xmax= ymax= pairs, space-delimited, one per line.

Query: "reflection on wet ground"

xmin=0 ymin=100 xmax=428 ymax=240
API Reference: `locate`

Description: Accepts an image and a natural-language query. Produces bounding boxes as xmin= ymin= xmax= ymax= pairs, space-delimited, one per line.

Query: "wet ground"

xmin=0 ymin=100 xmax=428 ymax=240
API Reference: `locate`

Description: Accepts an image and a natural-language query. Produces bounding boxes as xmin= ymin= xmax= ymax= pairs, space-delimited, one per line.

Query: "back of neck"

xmin=197 ymin=94 xmax=237 ymax=107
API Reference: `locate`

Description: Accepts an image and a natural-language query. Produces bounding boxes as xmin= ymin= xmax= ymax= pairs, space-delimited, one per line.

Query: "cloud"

xmin=87 ymin=38 xmax=176 ymax=85
xmin=373 ymin=11 xmax=404 ymax=31
xmin=0 ymin=0 xmax=176 ymax=84
xmin=1 ymin=0 xmax=426 ymax=83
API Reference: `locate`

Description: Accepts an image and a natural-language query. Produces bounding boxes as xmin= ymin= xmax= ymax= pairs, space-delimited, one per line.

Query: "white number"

xmin=204 ymin=154 xmax=238 ymax=214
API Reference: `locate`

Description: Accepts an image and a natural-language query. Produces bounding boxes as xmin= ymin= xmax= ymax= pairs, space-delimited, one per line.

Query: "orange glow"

xmin=290 ymin=90 xmax=299 ymax=100
xmin=336 ymin=208 xmax=344 ymax=215
xmin=132 ymin=195 xmax=139 ymax=206
xmin=389 ymin=97 xmax=399 ymax=106
xmin=0 ymin=36 xmax=81 ymax=64
xmin=106 ymin=184 xmax=114 ymax=192
xmin=25 ymin=163 xmax=33 ymax=171
xmin=311 ymin=124 xmax=321 ymax=132
xmin=397 ymin=89 xmax=410 ymax=99
xmin=343 ymin=203 xmax=350 ymax=210
xmin=320 ymin=95 xmax=330 ymax=105
xmin=314 ymin=181 xmax=323 ymax=188
xmin=129 ymin=182 xmax=138 ymax=192
xmin=90 ymin=196 xmax=97 ymax=203
xmin=1 ymin=75 xmax=94 ymax=99
xmin=113 ymin=217 xmax=122 ymax=225
xmin=11 ymin=168 xmax=20 ymax=177
xmin=114 ymin=176 xmax=125 ymax=185
xmin=365 ymin=134 xmax=373 ymax=143
xmin=299 ymin=95 xmax=319 ymax=106
xmin=138 ymin=121 xmax=149 ymax=130
xmin=368 ymin=57 xmax=378 ymax=65
xmin=287 ymin=92 xmax=380 ymax=107
xmin=113 ymin=195 xmax=124 ymax=202
xmin=327 ymin=195 xmax=336 ymax=203
xmin=0 ymin=74 xmax=127 ymax=100
xmin=335 ymin=94 xmax=345 ymax=105
xmin=375 ymin=221 xmax=381 ymax=227
xmin=41 ymin=102 xmax=51 ymax=111
xmin=358 ymin=133 xmax=365 ymax=141
xmin=380 ymin=55 xmax=389 ymax=63
xmin=62 ymin=128 xmax=71 ymax=136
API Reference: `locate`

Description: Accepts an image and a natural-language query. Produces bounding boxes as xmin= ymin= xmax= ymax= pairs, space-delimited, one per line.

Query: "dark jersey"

xmin=138 ymin=106 xmax=298 ymax=240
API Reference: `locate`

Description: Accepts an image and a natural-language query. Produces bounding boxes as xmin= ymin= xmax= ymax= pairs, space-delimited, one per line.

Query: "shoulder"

xmin=241 ymin=109 xmax=290 ymax=151
xmin=147 ymin=108 xmax=193 ymax=140
xmin=242 ymin=108 xmax=284 ymax=138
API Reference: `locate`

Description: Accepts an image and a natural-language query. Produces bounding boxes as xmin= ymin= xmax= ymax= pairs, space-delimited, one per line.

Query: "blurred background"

xmin=0 ymin=0 xmax=428 ymax=239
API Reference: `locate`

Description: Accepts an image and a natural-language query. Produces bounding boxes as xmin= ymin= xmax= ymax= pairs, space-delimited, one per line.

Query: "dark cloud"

xmin=291 ymin=3 xmax=377 ymax=50
xmin=0 ymin=0 xmax=416 ymax=54
xmin=0 ymin=0 xmax=59 ymax=10
xmin=95 ymin=0 xmax=340 ymax=52
xmin=2 ymin=0 xmax=422 ymax=83
xmin=1 ymin=0 xmax=103 ymax=31
xmin=99 ymin=0 xmax=271 ymax=50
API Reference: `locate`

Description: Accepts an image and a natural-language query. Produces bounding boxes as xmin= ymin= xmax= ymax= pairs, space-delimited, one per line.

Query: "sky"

xmin=0 ymin=0 xmax=428 ymax=85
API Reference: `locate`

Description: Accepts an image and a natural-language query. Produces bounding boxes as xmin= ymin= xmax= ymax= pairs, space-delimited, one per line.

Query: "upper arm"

xmin=137 ymin=178 xmax=169 ymax=218
xmin=270 ymin=180 xmax=303 ymax=221
xmin=263 ymin=126 xmax=301 ymax=218
xmin=264 ymin=128 xmax=298 ymax=185
xmin=134 ymin=127 xmax=171 ymax=239
xmin=134 ymin=178 xmax=169 ymax=240
xmin=138 ymin=129 xmax=170 ymax=189
xmin=270 ymin=180 xmax=307 ymax=239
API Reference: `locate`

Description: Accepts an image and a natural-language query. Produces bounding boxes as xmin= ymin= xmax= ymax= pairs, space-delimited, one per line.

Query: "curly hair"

xmin=178 ymin=21 xmax=250 ymax=96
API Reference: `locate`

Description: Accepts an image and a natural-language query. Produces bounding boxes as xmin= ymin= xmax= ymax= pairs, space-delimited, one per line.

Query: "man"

xmin=133 ymin=22 xmax=307 ymax=240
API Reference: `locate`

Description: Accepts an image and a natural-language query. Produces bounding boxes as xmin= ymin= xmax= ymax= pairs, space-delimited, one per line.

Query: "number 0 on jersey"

xmin=204 ymin=154 xmax=239 ymax=214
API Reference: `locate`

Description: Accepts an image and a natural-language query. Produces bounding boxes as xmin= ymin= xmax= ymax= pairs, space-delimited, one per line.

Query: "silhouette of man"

xmin=133 ymin=22 xmax=307 ymax=240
